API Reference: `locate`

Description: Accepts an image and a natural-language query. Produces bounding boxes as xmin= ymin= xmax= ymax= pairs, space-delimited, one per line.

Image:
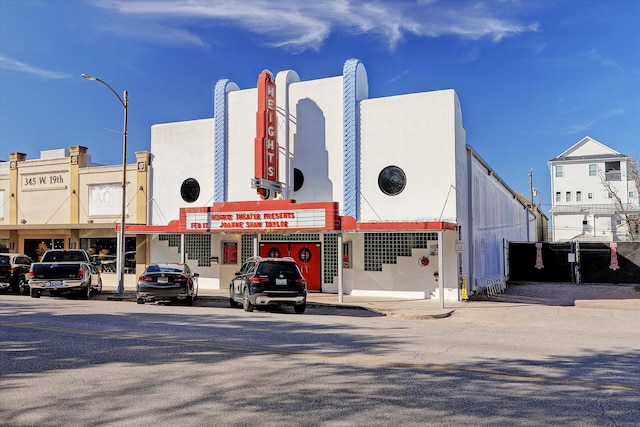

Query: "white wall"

xmin=336 ymin=231 xmax=458 ymax=300
xmin=469 ymin=154 xmax=530 ymax=289
xmin=227 ymin=89 xmax=261 ymax=201
xmin=287 ymin=76 xmax=344 ymax=204
xmin=150 ymin=118 xmax=215 ymax=225
xmin=359 ymin=90 xmax=459 ymax=222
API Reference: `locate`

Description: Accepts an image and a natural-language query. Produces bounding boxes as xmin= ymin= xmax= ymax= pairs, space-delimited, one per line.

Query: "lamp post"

xmin=81 ymin=74 xmax=128 ymax=296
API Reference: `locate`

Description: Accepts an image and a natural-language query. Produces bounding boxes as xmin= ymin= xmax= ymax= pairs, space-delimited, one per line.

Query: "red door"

xmin=259 ymin=242 xmax=322 ymax=292
xmin=290 ymin=243 xmax=321 ymax=292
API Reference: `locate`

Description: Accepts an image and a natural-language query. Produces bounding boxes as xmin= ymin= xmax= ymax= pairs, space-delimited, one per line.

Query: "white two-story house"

xmin=549 ymin=136 xmax=639 ymax=242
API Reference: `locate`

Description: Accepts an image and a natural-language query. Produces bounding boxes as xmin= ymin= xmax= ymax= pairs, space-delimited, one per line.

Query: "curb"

xmin=98 ymin=291 xmax=456 ymax=319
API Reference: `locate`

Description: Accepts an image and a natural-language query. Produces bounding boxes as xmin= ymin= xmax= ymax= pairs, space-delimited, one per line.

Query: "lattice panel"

xmin=241 ymin=234 xmax=256 ymax=264
xmin=324 ymin=233 xmax=339 ymax=284
xmin=185 ymin=234 xmax=211 ymax=267
xmin=364 ymin=232 xmax=436 ymax=271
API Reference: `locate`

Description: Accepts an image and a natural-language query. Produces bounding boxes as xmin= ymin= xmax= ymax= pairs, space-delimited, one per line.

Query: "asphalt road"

xmin=1 ymin=294 xmax=639 ymax=426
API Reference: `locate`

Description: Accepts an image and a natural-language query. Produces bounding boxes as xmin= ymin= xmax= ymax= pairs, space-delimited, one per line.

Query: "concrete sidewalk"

xmin=102 ymin=282 xmax=640 ymax=325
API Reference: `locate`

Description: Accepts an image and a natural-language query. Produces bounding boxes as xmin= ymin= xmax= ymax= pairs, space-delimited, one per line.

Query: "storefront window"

xmin=80 ymin=237 xmax=136 ymax=273
xmin=24 ymin=239 xmax=64 ymax=261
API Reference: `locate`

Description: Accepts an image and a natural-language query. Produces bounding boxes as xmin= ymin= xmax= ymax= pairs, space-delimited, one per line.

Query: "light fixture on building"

xmin=20 ymin=219 xmax=27 ymax=224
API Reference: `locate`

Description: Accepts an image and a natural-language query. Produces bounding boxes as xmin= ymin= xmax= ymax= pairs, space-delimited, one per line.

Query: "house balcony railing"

xmin=605 ymin=171 xmax=621 ymax=181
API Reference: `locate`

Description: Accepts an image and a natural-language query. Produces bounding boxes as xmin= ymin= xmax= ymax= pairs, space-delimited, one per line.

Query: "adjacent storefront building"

xmin=0 ymin=146 xmax=150 ymax=280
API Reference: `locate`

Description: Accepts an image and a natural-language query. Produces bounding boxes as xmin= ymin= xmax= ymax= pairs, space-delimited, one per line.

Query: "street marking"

xmin=2 ymin=321 xmax=638 ymax=392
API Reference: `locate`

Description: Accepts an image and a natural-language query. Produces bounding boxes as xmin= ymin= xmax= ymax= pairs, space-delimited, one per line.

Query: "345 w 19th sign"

xmin=22 ymin=172 xmax=68 ymax=191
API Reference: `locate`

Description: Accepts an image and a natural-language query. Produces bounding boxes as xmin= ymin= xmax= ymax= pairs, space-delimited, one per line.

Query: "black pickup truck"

xmin=28 ymin=249 xmax=102 ymax=299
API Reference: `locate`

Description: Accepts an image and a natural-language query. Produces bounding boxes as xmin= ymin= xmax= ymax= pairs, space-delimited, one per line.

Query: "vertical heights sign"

xmin=252 ymin=70 xmax=281 ymax=200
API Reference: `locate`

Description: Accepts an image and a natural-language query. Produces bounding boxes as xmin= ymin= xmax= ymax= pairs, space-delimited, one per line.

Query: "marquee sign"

xmin=186 ymin=209 xmax=327 ymax=232
xmin=253 ymin=70 xmax=281 ymax=199
xmin=175 ymin=200 xmax=341 ymax=233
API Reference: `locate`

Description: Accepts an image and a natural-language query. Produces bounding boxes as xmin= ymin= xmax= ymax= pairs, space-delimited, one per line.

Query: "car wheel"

xmin=185 ymin=295 xmax=193 ymax=306
xmin=294 ymin=303 xmax=306 ymax=314
xmin=17 ymin=278 xmax=26 ymax=295
xmin=242 ymin=288 xmax=254 ymax=312
xmin=82 ymin=285 xmax=91 ymax=299
xmin=20 ymin=283 xmax=30 ymax=296
xmin=229 ymin=286 xmax=239 ymax=307
xmin=136 ymin=297 xmax=145 ymax=304
xmin=30 ymin=288 xmax=40 ymax=298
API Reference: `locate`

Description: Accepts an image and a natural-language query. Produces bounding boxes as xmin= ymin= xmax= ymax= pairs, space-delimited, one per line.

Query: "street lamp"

xmin=81 ymin=73 xmax=128 ymax=296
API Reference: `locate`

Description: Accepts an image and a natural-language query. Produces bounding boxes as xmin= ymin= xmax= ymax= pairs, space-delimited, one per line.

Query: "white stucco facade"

xmin=142 ymin=59 xmax=534 ymax=299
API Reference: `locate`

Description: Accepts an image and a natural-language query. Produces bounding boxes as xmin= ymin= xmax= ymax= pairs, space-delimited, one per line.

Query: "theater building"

xmin=129 ymin=59 xmax=535 ymax=300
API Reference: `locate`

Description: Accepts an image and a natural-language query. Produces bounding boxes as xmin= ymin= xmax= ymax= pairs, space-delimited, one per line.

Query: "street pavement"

xmin=100 ymin=282 xmax=640 ymax=334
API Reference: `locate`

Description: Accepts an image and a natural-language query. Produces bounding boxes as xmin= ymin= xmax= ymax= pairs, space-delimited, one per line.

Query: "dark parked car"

xmin=136 ymin=263 xmax=198 ymax=305
xmin=0 ymin=254 xmax=12 ymax=292
xmin=5 ymin=253 xmax=34 ymax=294
xmin=229 ymin=256 xmax=307 ymax=313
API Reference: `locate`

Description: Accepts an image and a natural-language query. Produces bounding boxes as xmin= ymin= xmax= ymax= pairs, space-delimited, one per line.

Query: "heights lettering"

xmin=254 ymin=70 xmax=279 ymax=199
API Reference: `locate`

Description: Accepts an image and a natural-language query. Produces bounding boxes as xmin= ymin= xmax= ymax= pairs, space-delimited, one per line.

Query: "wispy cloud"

xmin=95 ymin=0 xmax=539 ymax=52
xmin=101 ymin=22 xmax=210 ymax=48
xmin=560 ymin=108 xmax=625 ymax=135
xmin=0 ymin=54 xmax=69 ymax=79
xmin=388 ymin=68 xmax=411 ymax=84
xmin=544 ymin=49 xmax=620 ymax=69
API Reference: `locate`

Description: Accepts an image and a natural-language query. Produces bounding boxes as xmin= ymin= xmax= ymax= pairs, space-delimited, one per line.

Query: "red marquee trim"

xmin=122 ymin=207 xmax=456 ymax=235
xmin=341 ymin=216 xmax=457 ymax=231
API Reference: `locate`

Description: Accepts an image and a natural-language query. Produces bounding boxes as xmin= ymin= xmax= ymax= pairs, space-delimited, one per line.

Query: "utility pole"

xmin=529 ymin=168 xmax=535 ymax=213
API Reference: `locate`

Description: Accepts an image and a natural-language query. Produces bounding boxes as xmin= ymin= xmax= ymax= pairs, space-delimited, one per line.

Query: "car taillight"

xmin=28 ymin=269 xmax=34 ymax=278
xmin=139 ymin=275 xmax=153 ymax=282
xmin=250 ymin=277 xmax=269 ymax=284
xmin=78 ymin=269 xmax=85 ymax=278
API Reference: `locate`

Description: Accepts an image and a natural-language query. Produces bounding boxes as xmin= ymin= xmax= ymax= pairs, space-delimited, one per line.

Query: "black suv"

xmin=0 ymin=253 xmax=33 ymax=294
xmin=229 ymin=257 xmax=307 ymax=313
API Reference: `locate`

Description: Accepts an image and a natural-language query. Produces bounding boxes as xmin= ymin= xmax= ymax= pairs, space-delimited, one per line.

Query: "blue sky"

xmin=1 ymin=0 xmax=638 ymax=215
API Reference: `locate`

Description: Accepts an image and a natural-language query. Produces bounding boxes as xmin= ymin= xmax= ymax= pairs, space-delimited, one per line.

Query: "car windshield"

xmin=0 ymin=255 xmax=9 ymax=264
xmin=256 ymin=261 xmax=300 ymax=277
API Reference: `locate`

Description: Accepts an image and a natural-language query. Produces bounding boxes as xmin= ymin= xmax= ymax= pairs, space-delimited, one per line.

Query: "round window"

xmin=267 ymin=248 xmax=281 ymax=258
xmin=298 ymin=247 xmax=312 ymax=263
xmin=378 ymin=166 xmax=406 ymax=196
xmin=180 ymin=178 xmax=200 ymax=203
xmin=293 ymin=168 xmax=304 ymax=192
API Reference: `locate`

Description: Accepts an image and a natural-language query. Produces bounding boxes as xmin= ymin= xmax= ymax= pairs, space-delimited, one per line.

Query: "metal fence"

xmin=508 ymin=241 xmax=640 ymax=284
